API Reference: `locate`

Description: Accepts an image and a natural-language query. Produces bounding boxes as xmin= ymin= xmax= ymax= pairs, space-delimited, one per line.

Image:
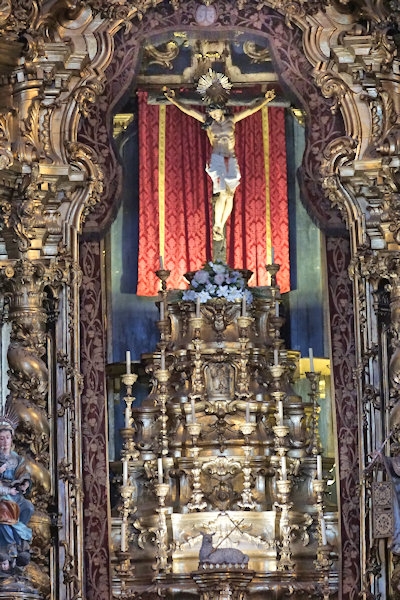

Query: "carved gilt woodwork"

xmin=0 ymin=1 xmax=399 ymax=599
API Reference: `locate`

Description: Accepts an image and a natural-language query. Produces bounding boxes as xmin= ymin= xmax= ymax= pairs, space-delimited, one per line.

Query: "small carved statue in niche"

xmin=206 ymin=363 xmax=233 ymax=399
xmin=0 ymin=408 xmax=34 ymax=569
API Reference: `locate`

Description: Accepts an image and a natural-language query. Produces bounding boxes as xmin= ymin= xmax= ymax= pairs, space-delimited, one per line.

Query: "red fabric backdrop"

xmin=137 ymin=92 xmax=289 ymax=295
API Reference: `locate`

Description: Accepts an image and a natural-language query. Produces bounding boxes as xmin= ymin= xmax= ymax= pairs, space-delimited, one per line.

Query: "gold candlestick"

xmin=266 ymin=262 xmax=280 ymax=287
xmin=187 ymin=445 xmax=207 ymax=512
xmin=306 ymin=370 xmax=322 ymax=455
xmin=155 ymin=268 xmax=171 ymax=291
xmin=241 ymin=421 xmax=256 ymax=444
xmin=190 ymin=316 xmax=203 ymax=338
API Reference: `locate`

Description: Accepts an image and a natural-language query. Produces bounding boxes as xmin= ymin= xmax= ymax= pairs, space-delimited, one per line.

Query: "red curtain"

xmin=137 ymin=92 xmax=210 ymax=294
xmin=228 ymin=108 xmax=289 ymax=290
xmin=137 ymin=92 xmax=289 ymax=295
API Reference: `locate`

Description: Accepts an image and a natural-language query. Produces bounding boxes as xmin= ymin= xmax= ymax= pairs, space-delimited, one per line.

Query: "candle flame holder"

xmin=187 ymin=422 xmax=202 ymax=438
xmin=270 ymin=364 xmax=285 ymax=379
xmin=190 ymin=316 xmax=203 ymax=338
xmin=241 ymin=422 xmax=256 ymax=437
xmin=273 ymin=424 xmax=290 ymax=438
xmin=154 ymin=482 xmax=170 ymax=506
xmin=266 ymin=262 xmax=280 ymax=287
xmin=155 ymin=368 xmax=170 ymax=383
xmin=237 ymin=315 xmax=253 ymax=334
xmin=276 ymin=478 xmax=291 ymax=500
xmin=122 ymin=372 xmax=138 ymax=389
xmin=155 ymin=268 xmax=171 ymax=291
xmin=312 ymin=479 xmax=326 ymax=496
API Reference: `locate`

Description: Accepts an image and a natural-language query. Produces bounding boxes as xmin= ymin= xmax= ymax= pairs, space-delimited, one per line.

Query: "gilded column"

xmin=0 ymin=257 xmax=52 ymax=596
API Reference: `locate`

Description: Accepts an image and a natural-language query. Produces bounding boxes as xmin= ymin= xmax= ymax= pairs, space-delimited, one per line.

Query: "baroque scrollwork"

xmin=73 ymin=81 xmax=105 ymax=118
xmin=320 ymin=136 xmax=358 ymax=229
xmin=0 ymin=0 xmax=40 ymax=38
xmin=143 ymin=40 xmax=179 ymax=69
xmin=65 ymin=141 xmax=104 ymax=223
xmin=0 ymin=108 xmax=14 ymax=169
xmin=315 ymin=72 xmax=351 ymax=115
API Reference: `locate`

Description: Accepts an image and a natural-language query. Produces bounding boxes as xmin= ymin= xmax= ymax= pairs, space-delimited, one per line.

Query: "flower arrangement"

xmin=182 ymin=261 xmax=253 ymax=305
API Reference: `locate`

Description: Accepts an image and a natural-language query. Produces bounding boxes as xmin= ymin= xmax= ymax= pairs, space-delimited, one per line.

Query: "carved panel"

xmin=79 ymin=240 xmax=111 ymax=600
xmin=326 ymin=235 xmax=359 ymax=600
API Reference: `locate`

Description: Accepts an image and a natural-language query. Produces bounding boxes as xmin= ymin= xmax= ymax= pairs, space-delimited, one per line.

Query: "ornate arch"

xmin=74 ymin=4 xmax=355 ymax=600
xmin=79 ymin=2 xmax=347 ymax=236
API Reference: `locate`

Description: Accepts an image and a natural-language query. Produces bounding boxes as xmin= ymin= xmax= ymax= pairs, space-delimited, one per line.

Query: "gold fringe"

xmin=158 ymin=104 xmax=166 ymax=259
xmin=262 ymin=106 xmax=272 ymax=263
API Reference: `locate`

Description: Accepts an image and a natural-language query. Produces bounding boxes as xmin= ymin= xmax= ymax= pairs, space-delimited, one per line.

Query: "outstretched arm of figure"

xmin=163 ymin=88 xmax=205 ymax=123
xmin=233 ymin=89 xmax=276 ymax=123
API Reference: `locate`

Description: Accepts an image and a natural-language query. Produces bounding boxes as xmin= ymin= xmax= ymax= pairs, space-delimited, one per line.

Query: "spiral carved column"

xmin=0 ymin=257 xmax=52 ymax=596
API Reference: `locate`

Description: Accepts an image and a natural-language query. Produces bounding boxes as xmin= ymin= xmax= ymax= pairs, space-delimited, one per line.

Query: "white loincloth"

xmin=205 ymin=153 xmax=241 ymax=194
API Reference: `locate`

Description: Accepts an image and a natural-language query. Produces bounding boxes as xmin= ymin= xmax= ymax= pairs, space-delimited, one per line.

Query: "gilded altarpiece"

xmin=0 ymin=1 xmax=399 ymax=600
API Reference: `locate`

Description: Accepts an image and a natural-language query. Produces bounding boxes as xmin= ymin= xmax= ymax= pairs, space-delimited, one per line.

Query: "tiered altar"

xmin=113 ymin=263 xmax=338 ymax=599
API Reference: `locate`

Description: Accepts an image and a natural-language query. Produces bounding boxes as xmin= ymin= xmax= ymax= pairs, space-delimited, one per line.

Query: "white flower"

xmin=198 ymin=290 xmax=212 ymax=302
xmin=211 ymin=263 xmax=226 ymax=275
xmin=182 ymin=261 xmax=252 ymax=307
xmin=182 ymin=289 xmax=197 ymax=301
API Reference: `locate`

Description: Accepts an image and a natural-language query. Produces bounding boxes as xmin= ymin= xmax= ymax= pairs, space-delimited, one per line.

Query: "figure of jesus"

xmin=164 ymin=88 xmax=275 ymax=242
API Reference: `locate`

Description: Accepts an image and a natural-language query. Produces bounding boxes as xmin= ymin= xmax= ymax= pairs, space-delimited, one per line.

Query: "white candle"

xmin=161 ymin=347 xmax=166 ymax=370
xmin=275 ymin=301 xmax=279 ymax=317
xmin=245 ymin=402 xmax=250 ymax=423
xmin=241 ymin=295 xmax=247 ymax=318
xmin=196 ymin=296 xmax=201 ymax=318
xmin=281 ymin=455 xmax=287 ymax=480
xmin=123 ymin=460 xmax=128 ymax=485
xmin=191 ymin=397 xmax=196 ymax=422
xmin=317 ymin=455 xmax=323 ymax=480
xmin=121 ymin=520 xmax=127 ymax=552
xmin=274 ymin=348 xmax=279 ymax=366
xmin=159 ymin=255 xmax=164 ymax=269
xmin=126 ymin=350 xmax=131 ymax=374
xmin=278 ymin=400 xmax=283 ymax=425
xmin=124 ymin=404 xmax=130 ymax=429
xmin=271 ymin=247 xmax=275 ymax=264
xmin=309 ymin=347 xmax=314 ymax=372
xmin=160 ymin=299 xmax=165 ymax=320
xmin=157 ymin=457 xmax=163 ymax=484
xmin=320 ymin=517 xmax=327 ymax=545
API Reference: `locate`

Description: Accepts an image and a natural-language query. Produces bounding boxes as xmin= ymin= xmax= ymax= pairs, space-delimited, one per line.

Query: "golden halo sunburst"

xmin=196 ymin=69 xmax=232 ymax=105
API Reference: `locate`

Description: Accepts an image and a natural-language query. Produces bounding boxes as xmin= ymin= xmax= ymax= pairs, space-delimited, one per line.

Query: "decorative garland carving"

xmin=326 ymin=236 xmax=359 ymax=599
xmin=79 ymin=239 xmax=111 ymax=600
xmin=0 ymin=0 xmax=40 ymax=39
xmin=77 ymin=0 xmax=330 ymax=25
xmin=1 ymin=163 xmax=50 ymax=254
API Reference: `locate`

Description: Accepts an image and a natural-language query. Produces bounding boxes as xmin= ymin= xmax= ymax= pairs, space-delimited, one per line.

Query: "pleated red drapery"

xmin=228 ymin=107 xmax=290 ymax=291
xmin=137 ymin=92 xmax=289 ymax=295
